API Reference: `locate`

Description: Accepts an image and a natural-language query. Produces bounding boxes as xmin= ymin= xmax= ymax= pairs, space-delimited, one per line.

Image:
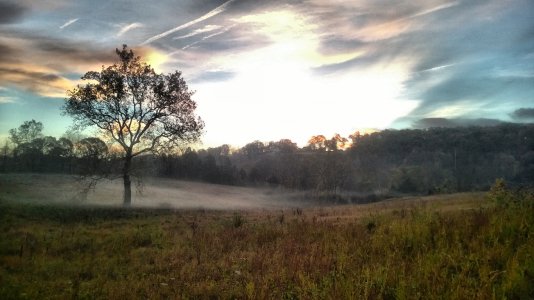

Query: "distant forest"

xmin=2 ymin=121 xmax=534 ymax=201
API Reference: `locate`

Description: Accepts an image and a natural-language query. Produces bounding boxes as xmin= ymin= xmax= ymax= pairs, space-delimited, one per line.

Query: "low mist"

xmin=0 ymin=174 xmax=308 ymax=210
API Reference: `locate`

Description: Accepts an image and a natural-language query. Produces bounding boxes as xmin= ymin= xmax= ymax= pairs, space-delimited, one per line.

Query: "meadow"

xmin=0 ymin=175 xmax=533 ymax=299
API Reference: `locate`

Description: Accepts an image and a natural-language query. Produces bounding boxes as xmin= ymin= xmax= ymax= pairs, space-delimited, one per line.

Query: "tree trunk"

xmin=123 ymin=154 xmax=132 ymax=206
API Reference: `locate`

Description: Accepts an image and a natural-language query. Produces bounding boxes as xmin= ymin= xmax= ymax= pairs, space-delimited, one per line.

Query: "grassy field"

xmin=1 ymin=175 xmax=533 ymax=299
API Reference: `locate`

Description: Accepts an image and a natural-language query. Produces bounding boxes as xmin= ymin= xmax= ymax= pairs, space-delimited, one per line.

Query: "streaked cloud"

xmin=59 ymin=18 xmax=79 ymax=29
xmin=0 ymin=87 xmax=15 ymax=104
xmin=409 ymin=1 xmax=459 ymax=18
xmin=0 ymin=96 xmax=15 ymax=104
xmin=174 ymin=25 xmax=222 ymax=39
xmin=182 ymin=25 xmax=236 ymax=50
xmin=117 ymin=22 xmax=144 ymax=37
xmin=0 ymin=64 xmax=75 ymax=98
xmin=141 ymin=0 xmax=236 ymax=45
xmin=0 ymin=30 xmax=116 ymax=98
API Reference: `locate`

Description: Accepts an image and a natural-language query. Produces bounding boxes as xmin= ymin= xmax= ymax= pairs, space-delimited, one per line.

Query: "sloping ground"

xmin=0 ymin=173 xmax=489 ymax=214
xmin=0 ymin=187 xmax=532 ymax=299
xmin=300 ymin=192 xmax=489 ymax=223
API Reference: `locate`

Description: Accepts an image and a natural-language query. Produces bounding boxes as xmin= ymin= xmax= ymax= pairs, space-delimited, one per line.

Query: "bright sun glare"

xmin=145 ymin=49 xmax=168 ymax=72
xmin=192 ymin=9 xmax=417 ymax=147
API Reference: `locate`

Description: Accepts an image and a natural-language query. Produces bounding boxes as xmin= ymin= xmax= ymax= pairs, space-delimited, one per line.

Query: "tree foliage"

xmin=9 ymin=119 xmax=43 ymax=146
xmin=63 ymin=45 xmax=203 ymax=205
xmin=64 ymin=45 xmax=203 ymax=157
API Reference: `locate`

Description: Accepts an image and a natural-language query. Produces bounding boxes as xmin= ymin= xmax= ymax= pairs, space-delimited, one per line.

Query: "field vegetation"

xmin=1 ymin=176 xmax=533 ymax=299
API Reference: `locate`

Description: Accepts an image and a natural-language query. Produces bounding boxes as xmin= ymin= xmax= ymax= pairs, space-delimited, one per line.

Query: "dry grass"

xmin=1 ymin=174 xmax=533 ymax=299
xmin=299 ymin=192 xmax=488 ymax=223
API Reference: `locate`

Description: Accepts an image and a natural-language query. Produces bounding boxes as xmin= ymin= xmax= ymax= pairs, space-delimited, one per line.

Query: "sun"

xmin=144 ymin=49 xmax=168 ymax=72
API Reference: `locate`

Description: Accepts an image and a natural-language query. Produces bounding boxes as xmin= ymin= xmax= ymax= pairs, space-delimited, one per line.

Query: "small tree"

xmin=9 ymin=119 xmax=44 ymax=146
xmin=63 ymin=45 xmax=204 ymax=206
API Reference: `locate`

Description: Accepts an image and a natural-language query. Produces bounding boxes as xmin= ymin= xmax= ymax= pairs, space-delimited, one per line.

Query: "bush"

xmin=489 ymin=178 xmax=534 ymax=208
xmin=232 ymin=213 xmax=245 ymax=228
xmin=489 ymin=178 xmax=509 ymax=205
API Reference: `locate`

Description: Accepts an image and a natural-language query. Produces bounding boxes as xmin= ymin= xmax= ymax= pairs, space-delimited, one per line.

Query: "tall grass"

xmin=0 ymin=188 xmax=532 ymax=299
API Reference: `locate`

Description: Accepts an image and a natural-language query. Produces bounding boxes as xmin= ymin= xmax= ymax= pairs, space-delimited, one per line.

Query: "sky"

xmin=0 ymin=0 xmax=533 ymax=148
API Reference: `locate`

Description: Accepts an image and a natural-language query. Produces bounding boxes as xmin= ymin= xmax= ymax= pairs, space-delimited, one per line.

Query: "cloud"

xmin=409 ymin=1 xmax=459 ymax=18
xmin=191 ymin=70 xmax=235 ymax=83
xmin=0 ymin=96 xmax=15 ymax=104
xmin=0 ymin=2 xmax=27 ymax=24
xmin=33 ymin=41 xmax=116 ymax=68
xmin=8 ymin=0 xmax=68 ymax=10
xmin=141 ymin=0 xmax=236 ymax=45
xmin=117 ymin=22 xmax=144 ymax=37
xmin=0 ymin=29 xmax=117 ymax=97
xmin=0 ymin=86 xmax=15 ymax=104
xmin=404 ymin=62 xmax=534 ymax=119
xmin=181 ymin=24 xmax=236 ymax=50
xmin=381 ymin=0 xmax=534 ymax=123
xmin=0 ymin=66 xmax=74 ymax=98
xmin=317 ymin=35 xmax=367 ymax=57
xmin=59 ymin=18 xmax=79 ymax=29
xmin=0 ymin=42 xmax=15 ymax=62
xmin=413 ymin=117 xmax=504 ymax=129
xmin=511 ymin=108 xmax=534 ymax=121
xmin=173 ymin=25 xmax=222 ymax=39
xmin=0 ymin=29 xmax=116 ymax=65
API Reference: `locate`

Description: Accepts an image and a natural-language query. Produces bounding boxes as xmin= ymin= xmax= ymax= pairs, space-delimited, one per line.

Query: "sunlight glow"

xmin=232 ymin=10 xmax=364 ymax=67
xmin=144 ymin=49 xmax=168 ymax=73
xmin=195 ymin=60 xmax=417 ymax=147
xmin=188 ymin=9 xmax=419 ymax=147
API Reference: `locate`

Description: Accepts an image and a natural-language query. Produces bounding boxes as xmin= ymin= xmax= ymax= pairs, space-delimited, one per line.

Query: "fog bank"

xmin=0 ymin=174 xmax=308 ymax=210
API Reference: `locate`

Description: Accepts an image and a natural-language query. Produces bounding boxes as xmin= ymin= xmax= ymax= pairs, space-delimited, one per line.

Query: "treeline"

xmin=1 ymin=120 xmax=115 ymax=176
xmin=152 ymin=124 xmax=534 ymax=195
xmin=2 ymin=120 xmax=534 ymax=197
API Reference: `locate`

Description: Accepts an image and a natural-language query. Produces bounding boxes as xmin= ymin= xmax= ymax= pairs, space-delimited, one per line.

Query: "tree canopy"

xmin=9 ymin=119 xmax=43 ymax=146
xmin=64 ymin=45 xmax=204 ymax=157
xmin=63 ymin=45 xmax=204 ymax=205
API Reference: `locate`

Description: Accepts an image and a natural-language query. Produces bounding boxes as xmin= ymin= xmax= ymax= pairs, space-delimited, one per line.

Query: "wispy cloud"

xmin=349 ymin=1 xmax=459 ymax=42
xmin=409 ymin=1 xmax=459 ymax=19
xmin=418 ymin=64 xmax=456 ymax=73
xmin=0 ymin=65 xmax=75 ymax=97
xmin=0 ymin=31 xmax=115 ymax=98
xmin=173 ymin=25 xmax=222 ymax=39
xmin=182 ymin=25 xmax=236 ymax=50
xmin=0 ymin=96 xmax=15 ymax=104
xmin=117 ymin=22 xmax=144 ymax=37
xmin=141 ymin=0 xmax=236 ymax=45
xmin=59 ymin=18 xmax=79 ymax=29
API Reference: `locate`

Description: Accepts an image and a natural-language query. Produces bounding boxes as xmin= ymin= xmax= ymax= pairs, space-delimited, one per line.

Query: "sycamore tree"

xmin=63 ymin=45 xmax=204 ymax=206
